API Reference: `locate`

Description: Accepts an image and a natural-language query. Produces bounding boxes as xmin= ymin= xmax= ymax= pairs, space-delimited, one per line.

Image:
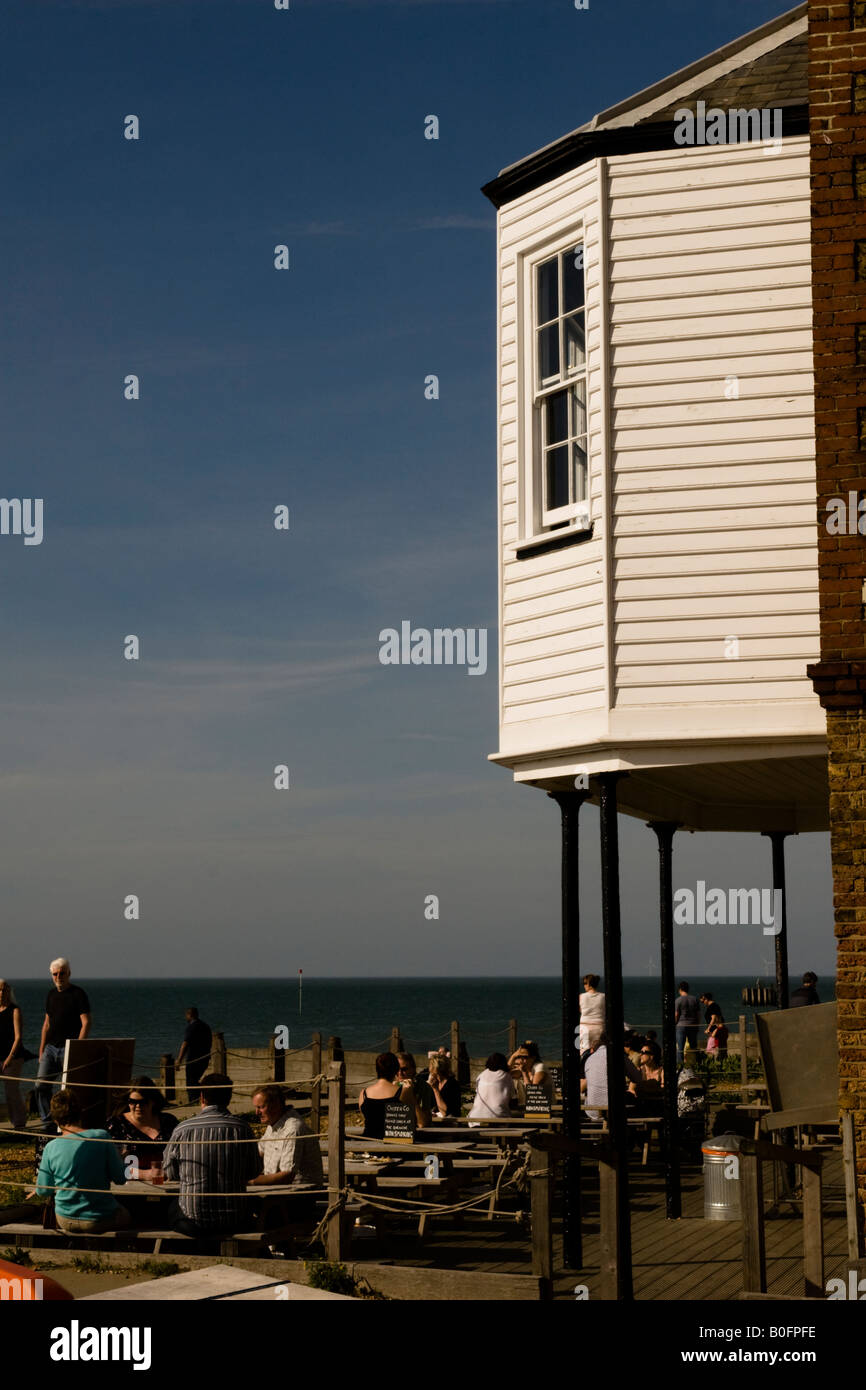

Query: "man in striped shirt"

xmin=162 ymin=1073 xmax=260 ymax=1237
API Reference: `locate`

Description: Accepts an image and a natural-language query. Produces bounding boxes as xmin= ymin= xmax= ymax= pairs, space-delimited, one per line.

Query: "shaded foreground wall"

xmin=807 ymin=0 xmax=866 ymax=1229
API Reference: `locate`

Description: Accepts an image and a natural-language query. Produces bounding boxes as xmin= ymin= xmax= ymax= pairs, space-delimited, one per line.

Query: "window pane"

xmin=572 ymin=438 xmax=588 ymax=502
xmin=545 ymin=446 xmax=570 ymax=512
xmin=563 ymin=249 xmax=584 ymax=313
xmin=537 ymin=258 xmax=558 ymax=325
xmin=571 ymin=381 xmax=586 ymax=439
xmin=545 ymin=389 xmax=569 ymax=446
xmin=538 ymin=324 xmax=559 ymax=382
xmin=564 ymin=313 xmax=585 ymax=372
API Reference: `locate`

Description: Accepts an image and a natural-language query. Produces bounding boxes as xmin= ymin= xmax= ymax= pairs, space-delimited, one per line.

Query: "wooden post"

xmin=598 ymin=1152 xmax=620 ymax=1302
xmin=450 ymin=1020 xmax=460 ymax=1068
xmin=389 ymin=1026 xmax=402 ymax=1054
xmin=529 ymin=1139 xmax=553 ymax=1299
xmin=842 ymin=1110 xmax=861 ymax=1262
xmin=739 ymin=1016 xmax=748 ymax=1090
xmin=327 ymin=1035 xmax=343 ymax=1063
xmin=160 ymin=1054 xmax=175 ymax=1105
xmin=270 ymin=1034 xmax=285 ymax=1083
xmin=311 ymin=1034 xmax=325 ymax=1139
xmin=802 ymin=1161 xmax=824 ymax=1298
xmin=740 ymin=1150 xmax=766 ymax=1293
xmin=508 ymin=1019 xmax=518 ymax=1057
xmin=212 ymin=1031 xmax=227 ymax=1075
xmin=326 ymin=1061 xmax=346 ymax=1261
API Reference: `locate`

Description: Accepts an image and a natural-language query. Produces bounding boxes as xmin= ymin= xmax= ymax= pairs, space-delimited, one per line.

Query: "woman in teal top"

xmin=35 ymin=1089 xmax=129 ymax=1234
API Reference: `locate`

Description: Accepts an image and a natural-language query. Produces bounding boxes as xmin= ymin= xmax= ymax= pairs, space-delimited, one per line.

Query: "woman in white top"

xmin=467 ymin=1052 xmax=516 ymax=1125
xmin=578 ymin=974 xmax=605 ymax=1055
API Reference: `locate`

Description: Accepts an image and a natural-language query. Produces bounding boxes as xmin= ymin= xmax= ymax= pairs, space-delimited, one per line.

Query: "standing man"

xmin=176 ymin=1007 xmax=212 ymax=1105
xmin=790 ymin=972 xmax=820 ymax=1007
xmin=162 ymin=1072 xmax=259 ymax=1240
xmin=36 ymin=959 xmax=91 ymax=1133
xmin=699 ymin=991 xmax=724 ymax=1026
xmin=674 ymin=982 xmax=700 ymax=1067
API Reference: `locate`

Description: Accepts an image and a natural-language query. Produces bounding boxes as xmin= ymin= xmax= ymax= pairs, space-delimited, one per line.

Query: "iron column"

xmin=549 ymin=787 xmax=590 ymax=1269
xmin=761 ymin=830 xmax=792 ymax=1010
xmin=598 ymin=771 xmax=633 ymax=1299
xmin=649 ymin=820 xmax=681 ymax=1218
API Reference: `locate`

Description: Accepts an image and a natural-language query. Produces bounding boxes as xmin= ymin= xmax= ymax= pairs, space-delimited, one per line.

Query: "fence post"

xmin=598 ymin=1151 xmax=621 ymax=1302
xmin=508 ymin=1019 xmax=518 ymax=1057
xmin=212 ymin=1031 xmax=227 ymax=1075
xmin=740 ymin=1149 xmax=766 ymax=1293
xmin=389 ymin=1027 xmax=403 ymax=1054
xmin=310 ymin=1032 xmax=322 ymax=1139
xmin=450 ymin=1020 xmax=460 ymax=1067
xmin=529 ymin=1138 xmax=553 ymax=1299
xmin=327 ymin=1035 xmax=343 ymax=1064
xmin=739 ymin=1016 xmax=748 ymax=1090
xmin=842 ymin=1110 xmax=861 ymax=1262
xmin=802 ymin=1160 xmax=824 ymax=1298
xmin=160 ymin=1054 xmax=175 ymax=1104
xmin=326 ymin=1061 xmax=346 ymax=1261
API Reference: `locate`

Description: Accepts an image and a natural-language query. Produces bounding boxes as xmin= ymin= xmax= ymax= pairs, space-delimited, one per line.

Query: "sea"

xmin=5 ymin=975 xmax=835 ymax=1074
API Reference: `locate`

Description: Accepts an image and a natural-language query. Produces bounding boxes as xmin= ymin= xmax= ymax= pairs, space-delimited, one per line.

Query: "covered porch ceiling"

xmin=511 ymin=752 xmax=830 ymax=833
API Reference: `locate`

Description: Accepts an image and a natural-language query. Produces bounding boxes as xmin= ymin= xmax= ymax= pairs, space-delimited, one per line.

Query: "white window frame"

xmin=519 ymin=230 xmax=591 ymax=543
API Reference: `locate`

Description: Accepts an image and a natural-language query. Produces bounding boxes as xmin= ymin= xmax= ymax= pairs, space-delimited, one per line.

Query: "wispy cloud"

xmin=415 ymin=215 xmax=495 ymax=231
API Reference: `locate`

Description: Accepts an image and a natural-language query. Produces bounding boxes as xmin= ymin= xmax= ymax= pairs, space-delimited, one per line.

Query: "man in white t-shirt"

xmin=249 ymin=1086 xmax=323 ymax=1187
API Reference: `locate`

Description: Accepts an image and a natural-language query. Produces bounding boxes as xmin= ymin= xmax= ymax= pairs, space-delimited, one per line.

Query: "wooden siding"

xmin=499 ymin=163 xmax=607 ymax=732
xmin=608 ymin=140 xmax=818 ymax=710
xmin=496 ymin=136 xmax=822 ymax=760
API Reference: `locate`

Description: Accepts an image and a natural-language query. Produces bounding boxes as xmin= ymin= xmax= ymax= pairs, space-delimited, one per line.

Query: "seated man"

xmin=33 ymin=1089 xmax=129 ymax=1234
xmin=249 ymin=1085 xmax=323 ymax=1188
xmin=162 ymin=1072 xmax=259 ymax=1240
xmin=580 ymin=1035 xmax=640 ymax=1121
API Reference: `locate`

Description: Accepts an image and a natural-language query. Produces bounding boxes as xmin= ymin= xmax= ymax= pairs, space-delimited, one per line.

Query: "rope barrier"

xmin=1 ymin=1125 xmax=331 ymax=1145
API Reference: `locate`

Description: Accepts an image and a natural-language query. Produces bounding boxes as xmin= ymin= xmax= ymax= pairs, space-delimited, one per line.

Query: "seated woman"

xmin=358 ymin=1053 xmax=414 ymax=1139
xmin=636 ymin=1041 xmax=664 ymax=1111
xmin=108 ymin=1076 xmax=178 ymax=1179
xmin=509 ymin=1041 xmax=554 ymax=1106
xmin=467 ymin=1052 xmax=516 ymax=1125
xmin=428 ymin=1056 xmax=462 ymax=1119
xmin=33 ymin=1090 xmax=130 ymax=1234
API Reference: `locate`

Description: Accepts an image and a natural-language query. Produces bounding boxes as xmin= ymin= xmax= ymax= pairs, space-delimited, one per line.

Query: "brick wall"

xmin=808 ymin=0 xmax=866 ymax=1224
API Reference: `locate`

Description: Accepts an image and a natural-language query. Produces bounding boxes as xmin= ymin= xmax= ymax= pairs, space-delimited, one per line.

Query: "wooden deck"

xmin=347 ymin=1148 xmax=849 ymax=1300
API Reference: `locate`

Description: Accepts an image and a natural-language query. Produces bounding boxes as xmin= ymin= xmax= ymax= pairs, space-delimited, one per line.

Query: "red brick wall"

xmin=808 ymin=0 xmax=866 ymax=1225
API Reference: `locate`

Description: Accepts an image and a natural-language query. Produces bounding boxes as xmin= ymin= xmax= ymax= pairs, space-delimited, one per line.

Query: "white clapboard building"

xmin=483 ymin=2 xmax=824 ymax=834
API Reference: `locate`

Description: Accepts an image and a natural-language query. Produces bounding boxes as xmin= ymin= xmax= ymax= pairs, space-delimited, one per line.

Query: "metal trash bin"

xmin=702 ymin=1133 xmax=744 ymax=1221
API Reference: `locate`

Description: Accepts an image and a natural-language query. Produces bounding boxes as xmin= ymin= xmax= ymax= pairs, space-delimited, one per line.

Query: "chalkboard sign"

xmin=524 ymin=1083 xmax=551 ymax=1116
xmin=383 ymin=1101 xmax=415 ymax=1143
xmin=549 ymin=1065 xmax=562 ymax=1096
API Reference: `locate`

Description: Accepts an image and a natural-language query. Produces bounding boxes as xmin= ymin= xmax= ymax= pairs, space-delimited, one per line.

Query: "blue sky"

xmin=0 ymin=0 xmax=832 ymax=979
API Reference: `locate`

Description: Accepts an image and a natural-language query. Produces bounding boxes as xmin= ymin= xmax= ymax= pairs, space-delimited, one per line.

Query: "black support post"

xmin=648 ymin=820 xmax=681 ymax=1219
xmin=598 ymin=771 xmax=633 ymax=1300
xmin=549 ymin=788 xmax=590 ymax=1270
xmin=761 ymin=830 xmax=792 ymax=1011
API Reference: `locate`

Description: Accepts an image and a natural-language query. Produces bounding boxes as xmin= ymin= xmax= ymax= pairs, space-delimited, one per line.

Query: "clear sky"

xmin=1 ymin=0 xmax=832 ymax=980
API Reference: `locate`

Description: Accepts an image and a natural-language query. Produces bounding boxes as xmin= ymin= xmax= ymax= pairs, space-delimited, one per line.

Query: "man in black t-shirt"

xmin=176 ymin=1008 xmax=212 ymax=1104
xmin=36 ymin=958 xmax=91 ymax=1131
